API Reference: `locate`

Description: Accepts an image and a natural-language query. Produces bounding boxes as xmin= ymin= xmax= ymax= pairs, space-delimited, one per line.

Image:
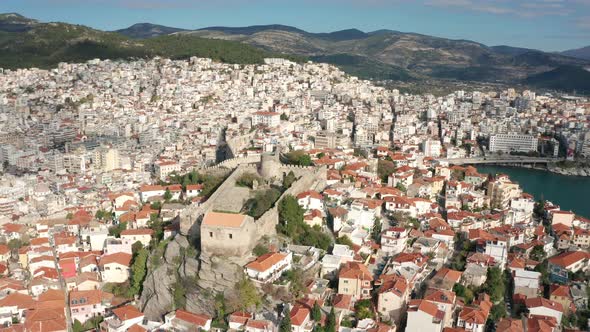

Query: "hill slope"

xmin=182 ymin=25 xmax=588 ymax=85
xmin=524 ymin=66 xmax=590 ymax=94
xmin=562 ymin=46 xmax=590 ymax=61
xmin=114 ymin=23 xmax=187 ymax=39
xmin=2 ymin=14 xmax=590 ymax=94
xmin=0 ymin=18 xmax=298 ymax=69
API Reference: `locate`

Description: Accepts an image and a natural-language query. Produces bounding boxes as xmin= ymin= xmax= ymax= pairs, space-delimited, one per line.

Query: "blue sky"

xmin=2 ymin=0 xmax=590 ymax=51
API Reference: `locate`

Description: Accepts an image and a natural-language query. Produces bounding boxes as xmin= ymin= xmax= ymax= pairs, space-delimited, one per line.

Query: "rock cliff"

xmin=139 ymin=235 xmax=214 ymax=320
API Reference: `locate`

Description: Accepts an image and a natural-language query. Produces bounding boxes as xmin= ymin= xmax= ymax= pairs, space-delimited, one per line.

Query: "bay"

xmin=475 ymin=165 xmax=590 ymax=219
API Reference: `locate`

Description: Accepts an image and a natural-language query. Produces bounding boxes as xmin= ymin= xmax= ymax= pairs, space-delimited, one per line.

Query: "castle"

xmin=180 ymin=150 xmax=327 ymax=258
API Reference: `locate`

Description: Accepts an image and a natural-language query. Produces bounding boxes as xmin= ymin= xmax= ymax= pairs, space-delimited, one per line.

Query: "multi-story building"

xmin=252 ymin=111 xmax=280 ymax=128
xmin=489 ymin=134 xmax=538 ymax=153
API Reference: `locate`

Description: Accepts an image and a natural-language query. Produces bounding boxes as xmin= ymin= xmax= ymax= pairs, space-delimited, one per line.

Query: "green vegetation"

xmin=236 ymin=172 xmax=262 ymax=189
xmin=354 ymin=299 xmax=375 ymax=320
xmin=525 ymin=65 xmax=590 ymax=95
xmin=212 ymin=293 xmax=228 ymax=329
xmin=489 ymin=301 xmax=507 ymax=321
xmin=530 ymin=245 xmax=546 ymax=262
xmin=453 ymin=283 xmax=474 ymax=304
xmin=325 ymin=308 xmax=336 ymax=332
xmin=277 ymin=195 xmax=332 ymax=250
xmin=371 ymin=218 xmax=382 ymax=243
xmin=284 ymin=151 xmax=312 ymax=166
xmin=377 ymin=159 xmax=395 ymax=183
xmin=244 ymin=188 xmax=282 ymax=218
xmin=73 ymin=316 xmax=103 ymax=332
xmin=283 ymin=171 xmax=297 ymax=189
xmin=235 ymin=278 xmax=262 ymax=311
xmin=335 ymin=235 xmax=354 ymax=247
xmin=279 ymin=310 xmax=292 ymax=332
xmin=163 ymin=188 xmax=172 ymax=201
xmin=108 ymin=222 xmax=127 ymax=238
xmin=451 ymin=235 xmax=473 ymax=271
xmin=310 ymin=54 xmax=414 ymax=81
xmin=482 ymin=267 xmax=505 ymax=303
xmin=312 ymin=301 xmax=322 ymax=321
xmin=282 ymin=268 xmax=306 ymax=298
xmin=103 ymin=282 xmax=130 ymax=297
xmin=0 ymin=22 xmax=299 ymax=70
xmin=252 ymin=243 xmax=270 ymax=257
xmin=167 ymin=170 xmax=226 ymax=198
xmin=95 ymin=209 xmax=112 ymax=221
xmin=128 ymin=246 xmax=149 ymax=297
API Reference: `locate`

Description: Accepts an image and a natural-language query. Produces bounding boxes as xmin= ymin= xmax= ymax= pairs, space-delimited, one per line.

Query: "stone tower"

xmin=258 ymin=150 xmax=281 ymax=179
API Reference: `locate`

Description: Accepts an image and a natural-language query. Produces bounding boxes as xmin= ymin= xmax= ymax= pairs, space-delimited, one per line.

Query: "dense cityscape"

xmin=0 ymin=51 xmax=589 ymax=332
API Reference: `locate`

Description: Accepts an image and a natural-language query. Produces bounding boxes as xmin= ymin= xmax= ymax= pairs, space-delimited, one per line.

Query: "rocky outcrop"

xmin=139 ymin=235 xmax=213 ymax=321
xmin=197 ymin=251 xmax=246 ymax=292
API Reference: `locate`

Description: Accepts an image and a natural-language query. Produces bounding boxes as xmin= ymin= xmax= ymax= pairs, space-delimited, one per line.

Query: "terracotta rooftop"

xmin=245 ymin=252 xmax=289 ymax=273
xmin=113 ymin=305 xmax=144 ymax=321
xmin=174 ymin=309 xmax=211 ymax=326
xmin=202 ymin=212 xmax=248 ymax=228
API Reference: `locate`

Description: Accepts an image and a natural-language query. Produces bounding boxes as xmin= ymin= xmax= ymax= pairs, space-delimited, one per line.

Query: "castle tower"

xmin=258 ymin=151 xmax=281 ymax=179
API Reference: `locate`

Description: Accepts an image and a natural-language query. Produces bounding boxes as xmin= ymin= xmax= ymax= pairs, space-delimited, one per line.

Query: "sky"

xmin=2 ymin=0 xmax=590 ymax=51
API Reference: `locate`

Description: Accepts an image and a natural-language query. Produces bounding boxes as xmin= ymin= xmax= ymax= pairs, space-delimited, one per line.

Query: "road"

xmin=439 ymin=156 xmax=563 ymax=165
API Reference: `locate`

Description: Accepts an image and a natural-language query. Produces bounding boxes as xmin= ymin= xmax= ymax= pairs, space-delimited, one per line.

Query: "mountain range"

xmin=1 ymin=13 xmax=589 ymax=94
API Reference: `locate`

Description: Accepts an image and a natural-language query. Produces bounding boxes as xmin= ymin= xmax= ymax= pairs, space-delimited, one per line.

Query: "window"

xmin=343 ymin=280 xmax=348 ymax=284
xmin=229 ymin=234 xmax=233 ymax=239
xmin=209 ymin=232 xmax=213 ymax=237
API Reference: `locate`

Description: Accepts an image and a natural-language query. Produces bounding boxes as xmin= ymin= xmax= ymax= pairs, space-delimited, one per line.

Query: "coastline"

xmin=476 ymin=163 xmax=590 ymax=177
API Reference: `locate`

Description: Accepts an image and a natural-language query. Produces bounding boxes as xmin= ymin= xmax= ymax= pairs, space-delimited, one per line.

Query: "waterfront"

xmin=476 ymin=165 xmax=590 ymax=218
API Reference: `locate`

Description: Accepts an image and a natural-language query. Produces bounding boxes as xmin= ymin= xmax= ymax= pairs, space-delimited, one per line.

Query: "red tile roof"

xmin=245 ymin=252 xmax=288 ymax=273
xmin=99 ymin=252 xmax=132 ymax=267
xmin=174 ymin=310 xmax=211 ymax=327
xmin=112 ymin=305 xmax=144 ymax=321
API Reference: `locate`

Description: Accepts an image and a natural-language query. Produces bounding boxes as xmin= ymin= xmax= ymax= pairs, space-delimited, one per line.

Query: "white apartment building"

xmin=423 ymin=139 xmax=442 ymax=157
xmin=489 ymin=134 xmax=538 ymax=153
xmin=251 ymin=111 xmax=280 ymax=128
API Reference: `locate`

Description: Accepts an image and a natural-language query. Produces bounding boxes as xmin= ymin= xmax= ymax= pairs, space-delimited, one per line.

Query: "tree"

xmin=312 ymin=301 xmax=322 ymax=321
xmin=371 ymin=218 xmax=382 ymax=243
xmin=163 ymin=188 xmax=172 ymax=201
xmin=213 ymin=293 xmax=228 ymax=328
xmin=278 ymin=195 xmax=305 ymax=237
xmin=489 ymin=302 xmax=507 ymax=321
xmin=354 ymin=299 xmax=374 ymax=319
xmin=336 ymin=236 xmax=354 ymax=248
xmin=325 ymin=307 xmax=336 ymax=332
xmin=7 ymin=238 xmax=22 ymax=251
xmin=150 ymin=201 xmax=162 ymax=211
xmin=66 ymin=212 xmax=73 ymax=220
xmin=377 ymin=160 xmax=395 ymax=183
xmin=453 ymin=284 xmax=474 ymax=304
xmin=279 ymin=310 xmax=292 ymax=332
xmin=283 ymin=171 xmax=297 ymax=189
xmin=278 ymin=195 xmax=332 ymax=250
xmin=530 ymin=245 xmax=546 ymax=262
xmin=72 ymin=320 xmax=84 ymax=332
xmin=95 ymin=209 xmax=111 ymax=221
xmin=283 ymin=268 xmax=306 ymax=298
xmin=236 ymin=278 xmax=261 ymax=311
xmin=128 ymin=247 xmax=148 ymax=297
xmin=253 ymin=244 xmax=269 ymax=257
xmin=108 ymin=222 xmax=127 ymax=238
xmin=483 ymin=267 xmax=505 ymax=302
